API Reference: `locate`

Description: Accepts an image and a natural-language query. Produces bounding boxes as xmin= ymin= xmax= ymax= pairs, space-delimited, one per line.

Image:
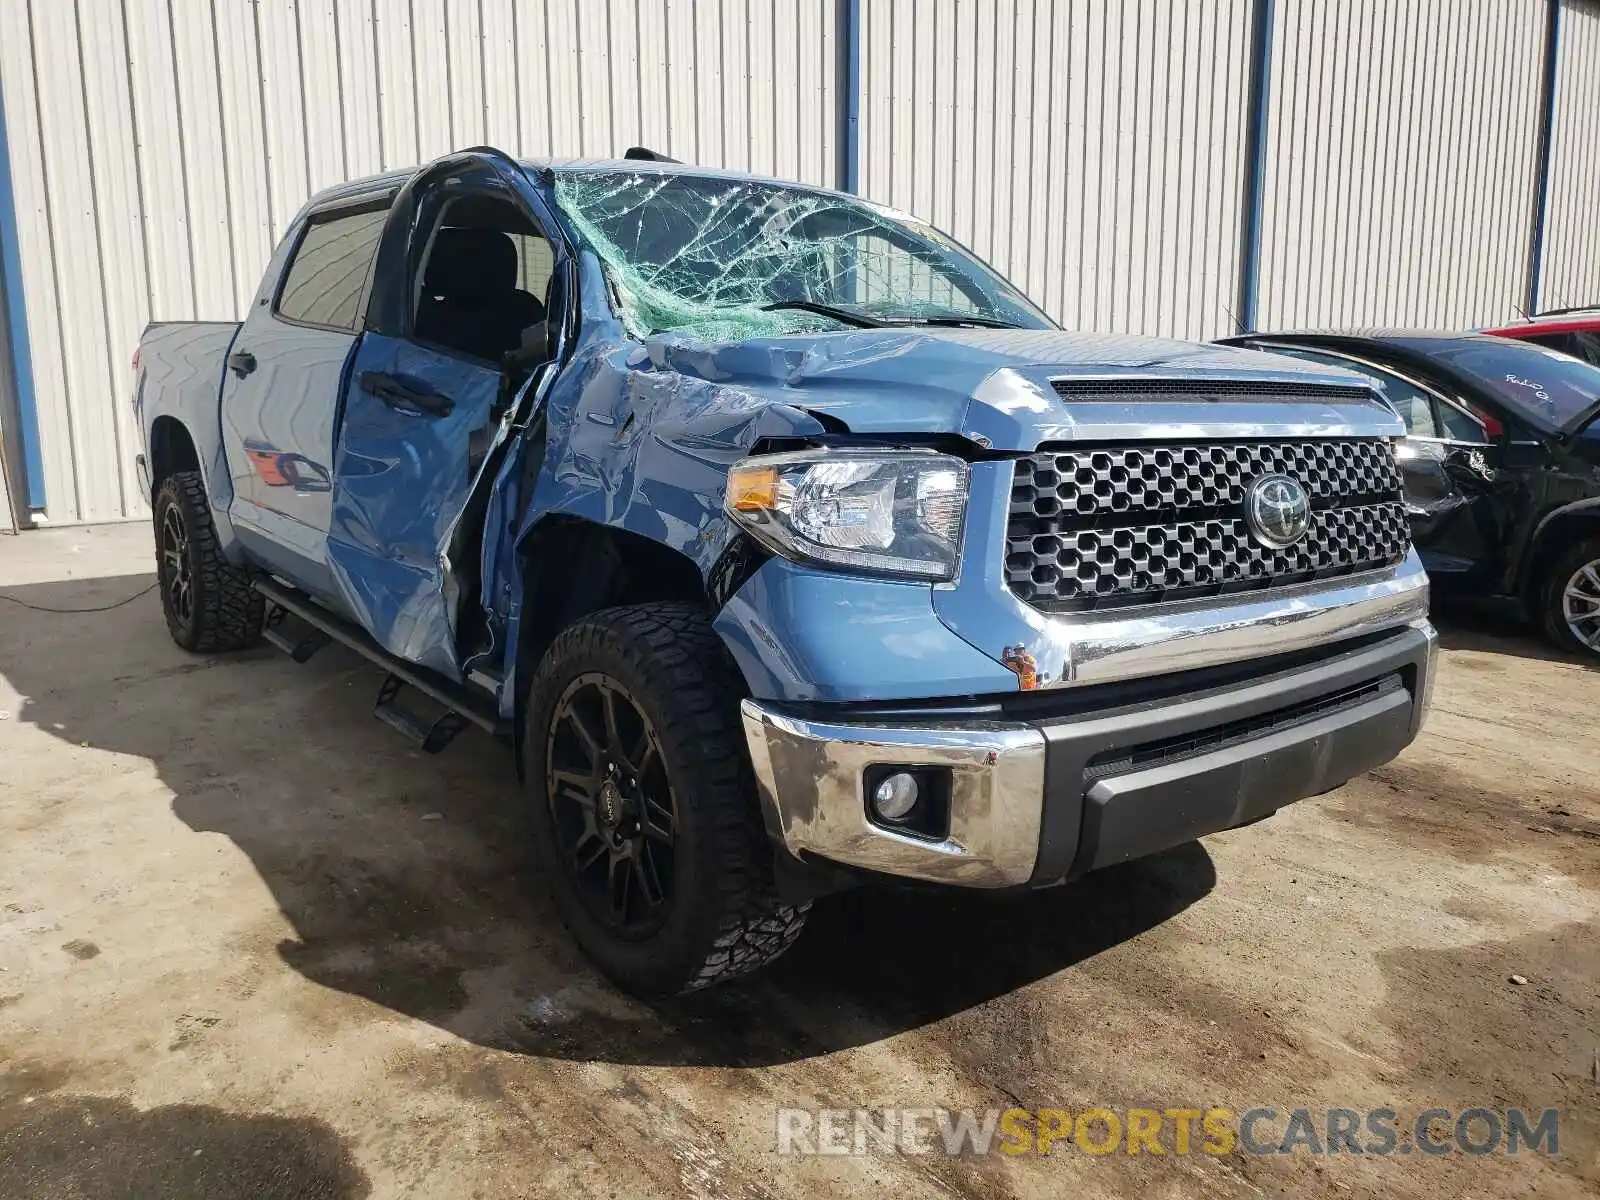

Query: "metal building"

xmin=1 ymin=0 xmax=1596 ymax=528
xmin=1257 ymin=0 xmax=1549 ymax=331
xmin=1543 ymin=0 xmax=1600 ymax=310
xmin=856 ymin=0 xmax=1257 ymax=343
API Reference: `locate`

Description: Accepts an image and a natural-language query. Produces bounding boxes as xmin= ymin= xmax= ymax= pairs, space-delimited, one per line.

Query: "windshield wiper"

xmin=758 ymin=300 xmax=1022 ymax=331
xmin=759 ymin=300 xmax=884 ymax=328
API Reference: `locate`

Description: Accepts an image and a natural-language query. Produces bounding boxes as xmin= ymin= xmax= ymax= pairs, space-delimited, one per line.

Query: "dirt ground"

xmin=1 ymin=523 xmax=1596 ymax=1199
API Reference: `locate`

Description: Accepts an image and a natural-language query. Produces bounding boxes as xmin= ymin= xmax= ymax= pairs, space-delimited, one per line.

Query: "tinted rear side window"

xmin=1527 ymin=330 xmax=1600 ymax=369
xmin=277 ymin=206 xmax=390 ymax=330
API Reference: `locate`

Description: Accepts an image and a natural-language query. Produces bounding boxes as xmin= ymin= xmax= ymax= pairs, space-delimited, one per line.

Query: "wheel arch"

xmin=144 ymin=410 xmax=245 ymax=562
xmin=1520 ymin=498 xmax=1600 ymax=608
xmin=509 ymin=515 xmax=714 ymax=775
xmin=147 ymin=415 xmax=201 ymax=490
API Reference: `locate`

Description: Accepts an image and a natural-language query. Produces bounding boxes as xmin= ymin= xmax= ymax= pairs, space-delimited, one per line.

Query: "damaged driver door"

xmin=327 ymin=153 xmax=563 ymax=679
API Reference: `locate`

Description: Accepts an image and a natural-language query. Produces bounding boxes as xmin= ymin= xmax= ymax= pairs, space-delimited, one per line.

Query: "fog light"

xmin=872 ymin=772 xmax=920 ymax=820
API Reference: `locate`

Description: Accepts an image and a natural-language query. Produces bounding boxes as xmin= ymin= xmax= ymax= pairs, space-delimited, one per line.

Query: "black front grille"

xmin=1005 ymin=438 xmax=1409 ymax=610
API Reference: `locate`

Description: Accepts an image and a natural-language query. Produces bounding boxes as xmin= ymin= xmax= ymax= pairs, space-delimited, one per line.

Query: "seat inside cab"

xmin=414 ymin=196 xmax=554 ymax=366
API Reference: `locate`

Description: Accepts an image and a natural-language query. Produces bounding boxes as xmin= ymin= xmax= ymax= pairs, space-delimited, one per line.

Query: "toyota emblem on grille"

xmin=1244 ymin=473 xmax=1311 ymax=548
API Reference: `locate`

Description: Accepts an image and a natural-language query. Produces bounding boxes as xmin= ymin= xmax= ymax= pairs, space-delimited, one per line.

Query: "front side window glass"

xmin=1433 ymin=399 xmax=1488 ymax=443
xmin=412 ymin=204 xmax=551 ymax=363
xmin=508 ymin=232 xmax=556 ymax=301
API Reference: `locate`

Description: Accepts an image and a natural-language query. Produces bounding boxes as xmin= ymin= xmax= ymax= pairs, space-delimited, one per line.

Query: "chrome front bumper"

xmin=742 ymin=622 xmax=1438 ymax=888
xmin=740 ymin=703 xmax=1048 ymax=887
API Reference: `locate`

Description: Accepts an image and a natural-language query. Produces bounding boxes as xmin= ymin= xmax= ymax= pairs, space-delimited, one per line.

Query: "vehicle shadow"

xmin=0 ymin=573 xmax=1215 ymax=1069
xmin=1430 ymin=602 xmax=1598 ymax=668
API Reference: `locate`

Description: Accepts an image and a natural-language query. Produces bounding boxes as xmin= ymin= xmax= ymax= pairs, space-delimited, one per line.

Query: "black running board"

xmin=262 ymin=608 xmax=330 ymax=662
xmin=253 ymin=577 xmax=506 ymax=747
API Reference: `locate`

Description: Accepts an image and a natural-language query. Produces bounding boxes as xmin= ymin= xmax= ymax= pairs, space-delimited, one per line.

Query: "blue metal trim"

xmin=1235 ymin=0 xmax=1275 ymax=334
xmin=0 ymin=86 xmax=44 ymax=509
xmin=840 ymin=0 xmax=862 ymax=193
xmin=1528 ymin=0 xmax=1562 ymax=316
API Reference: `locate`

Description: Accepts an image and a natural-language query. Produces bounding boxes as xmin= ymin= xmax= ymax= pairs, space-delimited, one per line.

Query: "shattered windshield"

xmin=552 ymin=169 xmax=1054 ymax=341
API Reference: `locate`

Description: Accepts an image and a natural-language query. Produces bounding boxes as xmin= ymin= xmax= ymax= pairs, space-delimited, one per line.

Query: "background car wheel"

xmin=1541 ymin=536 xmax=1600 ymax=658
xmin=152 ymin=471 xmax=265 ymax=652
xmin=524 ymin=602 xmax=808 ymax=996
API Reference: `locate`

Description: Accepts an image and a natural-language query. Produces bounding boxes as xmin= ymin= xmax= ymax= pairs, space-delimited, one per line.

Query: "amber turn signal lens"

xmin=728 ymin=465 xmax=779 ymax=512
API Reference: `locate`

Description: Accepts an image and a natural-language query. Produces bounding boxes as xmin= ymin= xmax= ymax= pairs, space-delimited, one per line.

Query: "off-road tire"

xmin=1540 ymin=535 xmax=1600 ymax=658
xmin=524 ymin=602 xmax=808 ymax=996
xmin=153 ymin=471 xmax=264 ymax=652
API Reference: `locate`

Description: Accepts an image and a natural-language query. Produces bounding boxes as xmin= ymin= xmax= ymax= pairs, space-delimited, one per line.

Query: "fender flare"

xmin=146 ymin=411 xmax=245 ymax=563
xmin=1531 ymin=495 xmax=1600 ymax=545
xmin=1519 ymin=496 xmax=1600 ymax=598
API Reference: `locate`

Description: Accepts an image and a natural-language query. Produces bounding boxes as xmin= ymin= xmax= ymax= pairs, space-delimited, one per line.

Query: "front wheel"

xmin=152 ymin=471 xmax=264 ymax=652
xmin=523 ymin=603 xmax=808 ymax=996
xmin=1541 ymin=536 xmax=1600 ymax=658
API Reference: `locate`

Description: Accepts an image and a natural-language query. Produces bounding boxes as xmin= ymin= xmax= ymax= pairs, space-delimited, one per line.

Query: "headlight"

xmin=725 ymin=449 xmax=969 ymax=581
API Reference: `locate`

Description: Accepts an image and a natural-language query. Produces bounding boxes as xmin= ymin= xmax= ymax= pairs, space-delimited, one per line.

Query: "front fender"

xmin=1518 ymin=496 xmax=1600 ymax=597
xmin=713 ymin=556 xmax=1016 ymax=703
xmin=1530 ymin=495 xmax=1600 ymax=547
xmin=491 ymin=326 xmax=831 ymax=716
xmin=521 ymin=336 xmax=827 ymax=575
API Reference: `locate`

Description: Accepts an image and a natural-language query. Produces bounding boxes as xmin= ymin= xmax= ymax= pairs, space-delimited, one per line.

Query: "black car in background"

xmin=1218 ymin=331 xmax=1600 ymax=658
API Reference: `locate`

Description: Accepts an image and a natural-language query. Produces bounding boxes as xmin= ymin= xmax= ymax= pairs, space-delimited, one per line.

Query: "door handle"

xmin=359 ymin=371 xmax=455 ymax=418
xmin=227 ymin=350 xmax=257 ymax=378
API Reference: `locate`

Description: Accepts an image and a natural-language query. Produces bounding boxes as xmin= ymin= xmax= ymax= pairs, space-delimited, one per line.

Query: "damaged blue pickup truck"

xmin=134 ymin=148 xmax=1436 ymax=995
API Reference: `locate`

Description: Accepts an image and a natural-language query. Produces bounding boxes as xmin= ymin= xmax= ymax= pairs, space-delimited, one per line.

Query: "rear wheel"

xmin=524 ymin=602 xmax=808 ymax=996
xmin=1541 ymin=536 xmax=1600 ymax=658
xmin=152 ymin=471 xmax=264 ymax=652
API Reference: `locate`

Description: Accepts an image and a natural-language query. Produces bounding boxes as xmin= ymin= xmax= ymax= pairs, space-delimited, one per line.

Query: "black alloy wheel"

xmin=151 ymin=470 xmax=264 ymax=652
xmin=158 ymin=500 xmax=196 ymax=635
xmin=522 ymin=602 xmax=809 ymax=996
xmin=546 ymin=672 xmax=677 ymax=937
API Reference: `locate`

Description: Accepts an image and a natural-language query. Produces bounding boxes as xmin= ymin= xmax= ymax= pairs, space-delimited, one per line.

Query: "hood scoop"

xmin=1050 ymin=377 xmax=1378 ymax=403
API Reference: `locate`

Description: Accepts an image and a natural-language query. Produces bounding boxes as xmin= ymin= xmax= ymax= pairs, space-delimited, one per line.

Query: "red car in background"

xmin=1483 ymin=306 xmax=1600 ymax=367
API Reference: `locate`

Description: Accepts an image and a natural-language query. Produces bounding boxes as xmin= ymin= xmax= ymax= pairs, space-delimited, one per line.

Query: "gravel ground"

xmin=1 ymin=523 xmax=1596 ymax=1198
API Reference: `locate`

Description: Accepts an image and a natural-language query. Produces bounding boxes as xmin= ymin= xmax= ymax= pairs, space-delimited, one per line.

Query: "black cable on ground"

xmin=0 ymin=581 xmax=158 ymax=614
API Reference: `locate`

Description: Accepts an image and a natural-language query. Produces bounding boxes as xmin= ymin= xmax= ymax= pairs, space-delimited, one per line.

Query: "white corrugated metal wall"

xmin=0 ymin=0 xmax=839 ymax=525
xmin=5 ymin=0 xmax=1600 ymax=528
xmin=856 ymin=0 xmax=1255 ymax=343
xmin=1257 ymin=0 xmax=1549 ymax=331
xmin=1542 ymin=0 xmax=1600 ymax=310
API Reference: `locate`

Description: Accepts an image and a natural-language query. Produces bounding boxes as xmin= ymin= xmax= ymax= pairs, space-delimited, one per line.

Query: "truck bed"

xmin=136 ymin=321 xmax=241 ymax=411
xmin=134 ymin=321 xmax=242 ymax=504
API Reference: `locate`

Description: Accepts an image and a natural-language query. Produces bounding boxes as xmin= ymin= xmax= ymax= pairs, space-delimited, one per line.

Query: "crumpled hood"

xmin=645 ymin=327 xmax=1404 ymax=449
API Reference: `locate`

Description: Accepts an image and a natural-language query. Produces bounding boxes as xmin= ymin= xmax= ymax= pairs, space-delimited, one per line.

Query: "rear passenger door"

xmin=220 ymin=195 xmax=391 ymax=602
